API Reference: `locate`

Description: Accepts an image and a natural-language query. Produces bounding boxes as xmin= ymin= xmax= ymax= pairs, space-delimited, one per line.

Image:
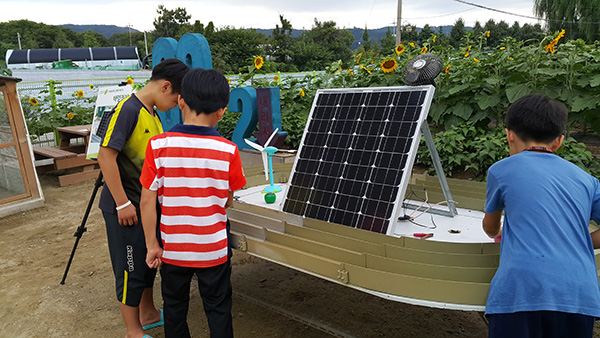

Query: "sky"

xmin=1 ymin=0 xmax=542 ymax=32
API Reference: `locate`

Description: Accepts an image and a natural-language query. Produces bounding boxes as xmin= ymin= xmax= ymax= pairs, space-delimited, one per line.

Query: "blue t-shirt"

xmin=485 ymin=151 xmax=600 ymax=317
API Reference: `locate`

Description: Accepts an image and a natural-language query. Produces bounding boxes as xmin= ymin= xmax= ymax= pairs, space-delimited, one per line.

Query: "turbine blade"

xmin=244 ymin=139 xmax=263 ymax=152
xmin=264 ymin=128 xmax=279 ymax=147
xmin=262 ymin=152 xmax=269 ymax=181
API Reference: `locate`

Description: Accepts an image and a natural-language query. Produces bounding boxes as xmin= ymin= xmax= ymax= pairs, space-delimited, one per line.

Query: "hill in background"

xmin=61 ymin=24 xmax=140 ymax=38
xmin=62 ymin=24 xmax=456 ymax=49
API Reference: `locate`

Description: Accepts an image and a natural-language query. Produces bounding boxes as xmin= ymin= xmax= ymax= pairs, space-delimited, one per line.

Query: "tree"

xmin=82 ymin=30 xmax=107 ymax=47
xmin=379 ymin=27 xmax=396 ymax=54
xmin=152 ymin=5 xmax=191 ymax=38
xmin=520 ymin=23 xmax=546 ymax=44
xmin=269 ymin=15 xmax=295 ymax=64
xmin=208 ymin=27 xmax=267 ymax=74
xmin=449 ymin=18 xmax=467 ymax=48
xmin=419 ymin=24 xmax=434 ymax=43
xmin=361 ymin=25 xmax=372 ymax=52
xmin=401 ymin=24 xmax=418 ymax=44
xmin=292 ymin=19 xmax=354 ymax=70
xmin=472 ymin=21 xmax=484 ymax=37
xmin=534 ymin=0 xmax=600 ymax=42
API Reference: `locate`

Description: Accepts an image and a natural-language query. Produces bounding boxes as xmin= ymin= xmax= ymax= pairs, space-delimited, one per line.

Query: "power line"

xmin=404 ymin=8 xmax=476 ymax=20
xmin=453 ymin=0 xmax=600 ymax=25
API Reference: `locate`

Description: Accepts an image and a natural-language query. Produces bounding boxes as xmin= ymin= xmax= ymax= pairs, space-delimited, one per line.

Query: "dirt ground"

xmin=1 ymin=173 xmax=599 ymax=338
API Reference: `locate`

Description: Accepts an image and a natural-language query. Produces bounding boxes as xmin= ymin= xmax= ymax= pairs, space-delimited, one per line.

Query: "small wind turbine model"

xmin=244 ymin=129 xmax=283 ymax=203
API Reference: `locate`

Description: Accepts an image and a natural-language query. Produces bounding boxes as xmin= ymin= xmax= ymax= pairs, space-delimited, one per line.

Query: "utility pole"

xmin=128 ymin=23 xmax=132 ymax=46
xmin=395 ymin=0 xmax=402 ymax=45
xmin=144 ymin=31 xmax=149 ymax=56
xmin=17 ymin=32 xmax=22 ymax=49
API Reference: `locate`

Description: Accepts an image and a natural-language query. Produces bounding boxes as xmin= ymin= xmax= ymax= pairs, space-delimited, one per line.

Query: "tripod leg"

xmin=60 ymin=172 xmax=103 ymax=285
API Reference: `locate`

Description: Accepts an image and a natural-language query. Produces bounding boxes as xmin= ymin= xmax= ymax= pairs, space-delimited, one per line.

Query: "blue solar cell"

xmin=283 ymin=86 xmax=435 ymax=235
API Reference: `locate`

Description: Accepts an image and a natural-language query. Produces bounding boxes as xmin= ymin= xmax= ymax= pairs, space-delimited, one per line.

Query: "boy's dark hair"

xmin=505 ymin=94 xmax=568 ymax=143
xmin=180 ymin=69 xmax=230 ymax=115
xmin=150 ymin=58 xmax=190 ymax=94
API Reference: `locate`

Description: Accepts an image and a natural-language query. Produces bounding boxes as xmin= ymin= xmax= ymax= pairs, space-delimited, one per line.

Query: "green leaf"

xmin=475 ymin=94 xmax=500 ymax=110
xmin=450 ymin=102 xmax=473 ymax=120
xmin=590 ymin=74 xmax=600 ymax=87
xmin=505 ymin=83 xmax=531 ymax=103
xmin=448 ymin=83 xmax=471 ymax=95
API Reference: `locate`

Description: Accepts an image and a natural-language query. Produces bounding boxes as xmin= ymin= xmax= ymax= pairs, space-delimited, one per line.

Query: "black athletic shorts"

xmin=103 ymin=211 xmax=157 ymax=307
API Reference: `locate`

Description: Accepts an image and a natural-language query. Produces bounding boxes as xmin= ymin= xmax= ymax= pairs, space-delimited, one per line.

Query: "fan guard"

xmin=402 ymin=53 xmax=444 ymax=86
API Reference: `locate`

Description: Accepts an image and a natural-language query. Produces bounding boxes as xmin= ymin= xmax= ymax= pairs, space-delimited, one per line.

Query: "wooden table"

xmin=33 ymin=124 xmax=100 ymax=186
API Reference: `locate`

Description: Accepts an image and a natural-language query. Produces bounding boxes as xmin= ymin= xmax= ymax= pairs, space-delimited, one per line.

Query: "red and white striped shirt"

xmin=140 ymin=124 xmax=246 ymax=268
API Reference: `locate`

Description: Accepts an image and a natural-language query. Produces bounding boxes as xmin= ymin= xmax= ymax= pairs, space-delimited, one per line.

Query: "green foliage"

xmin=534 ymin=0 xmax=600 ymax=42
xmin=22 ymin=80 xmax=97 ymax=138
xmin=153 ymin=5 xmax=191 ymax=38
xmin=0 ymin=63 xmax=11 ymax=76
xmin=417 ymin=121 xmax=509 ymax=180
xmin=291 ymin=19 xmax=355 ymax=71
xmin=216 ymin=110 xmax=240 ymax=140
xmin=556 ymin=137 xmax=600 ymax=177
xmin=209 ymin=28 xmax=267 ymax=74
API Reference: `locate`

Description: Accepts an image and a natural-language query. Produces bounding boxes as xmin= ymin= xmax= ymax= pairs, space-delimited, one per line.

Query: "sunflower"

xmin=444 ymin=65 xmax=451 ymax=73
xmin=381 ymin=58 xmax=398 ymax=73
xmin=433 ymin=35 xmax=437 ymax=43
xmin=299 ymin=89 xmax=305 ymax=97
xmin=28 ymin=97 xmax=38 ymax=106
xmin=126 ymin=78 xmax=134 ymax=85
xmin=420 ymin=46 xmax=428 ymax=54
xmin=227 ymin=78 xmax=231 ymax=84
xmin=486 ymin=30 xmax=490 ymax=38
xmin=395 ymin=44 xmax=405 ymax=55
xmin=409 ymin=42 xmax=415 ymax=47
xmin=356 ymin=53 xmax=363 ymax=64
xmin=273 ymin=76 xmax=279 ymax=82
xmin=89 ymin=84 xmax=94 ymax=89
xmin=75 ymin=90 xmax=84 ymax=98
xmin=360 ymin=65 xmax=371 ymax=74
xmin=254 ymin=55 xmax=264 ymax=69
xmin=544 ymin=29 xmax=566 ymax=54
xmin=473 ymin=58 xmax=480 ymax=63
xmin=67 ymin=113 xmax=74 ymax=120
xmin=499 ymin=46 xmax=506 ymax=50
xmin=464 ymin=52 xmax=470 ymax=58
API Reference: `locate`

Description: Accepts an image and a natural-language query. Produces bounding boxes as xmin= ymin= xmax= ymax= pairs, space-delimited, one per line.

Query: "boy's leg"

xmin=488 ymin=312 xmax=541 ymax=338
xmin=195 ymin=260 xmax=233 ymax=338
xmin=161 ymin=263 xmax=194 ymax=338
xmin=103 ymin=211 xmax=158 ymax=335
xmin=488 ymin=311 xmax=594 ymax=338
xmin=541 ymin=311 xmax=594 ymax=338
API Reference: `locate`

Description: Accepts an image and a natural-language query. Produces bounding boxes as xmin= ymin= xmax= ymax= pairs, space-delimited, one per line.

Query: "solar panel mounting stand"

xmin=403 ymin=123 xmax=458 ymax=217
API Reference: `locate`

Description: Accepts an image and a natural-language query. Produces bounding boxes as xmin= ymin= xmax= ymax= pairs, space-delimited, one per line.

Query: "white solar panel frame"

xmin=281 ymin=85 xmax=436 ymax=236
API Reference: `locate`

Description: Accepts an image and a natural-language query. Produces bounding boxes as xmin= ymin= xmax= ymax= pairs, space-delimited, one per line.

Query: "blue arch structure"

xmin=153 ymin=33 xmax=213 ymax=131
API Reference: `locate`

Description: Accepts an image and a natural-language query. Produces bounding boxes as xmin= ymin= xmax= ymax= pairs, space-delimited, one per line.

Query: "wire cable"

xmin=453 ymin=0 xmax=600 ymax=25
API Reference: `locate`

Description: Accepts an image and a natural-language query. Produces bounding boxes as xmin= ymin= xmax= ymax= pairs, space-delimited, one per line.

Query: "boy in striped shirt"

xmin=140 ymin=69 xmax=246 ymax=338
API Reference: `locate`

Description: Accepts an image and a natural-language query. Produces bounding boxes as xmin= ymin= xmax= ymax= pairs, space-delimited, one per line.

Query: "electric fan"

xmin=402 ymin=53 xmax=444 ymax=86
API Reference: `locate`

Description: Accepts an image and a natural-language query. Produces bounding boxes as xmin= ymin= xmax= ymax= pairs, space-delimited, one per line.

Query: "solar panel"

xmin=282 ymin=86 xmax=435 ymax=235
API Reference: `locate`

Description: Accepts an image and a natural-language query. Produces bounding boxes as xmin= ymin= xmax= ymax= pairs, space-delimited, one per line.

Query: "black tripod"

xmin=60 ymin=171 xmax=103 ymax=284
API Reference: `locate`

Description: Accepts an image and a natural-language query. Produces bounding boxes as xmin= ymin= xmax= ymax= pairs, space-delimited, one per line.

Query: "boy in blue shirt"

xmin=483 ymin=94 xmax=600 ymax=337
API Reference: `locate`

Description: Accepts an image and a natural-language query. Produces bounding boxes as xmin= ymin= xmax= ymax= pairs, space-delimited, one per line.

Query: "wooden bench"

xmin=33 ymin=146 xmax=100 ymax=186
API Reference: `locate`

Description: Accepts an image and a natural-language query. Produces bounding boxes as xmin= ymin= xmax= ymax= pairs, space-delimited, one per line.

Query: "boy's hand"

xmin=146 ymin=245 xmax=163 ymax=269
xmin=117 ymin=204 xmax=138 ymax=226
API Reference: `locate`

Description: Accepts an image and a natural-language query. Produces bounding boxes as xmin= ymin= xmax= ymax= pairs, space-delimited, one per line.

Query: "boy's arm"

xmin=483 ymin=210 xmax=502 ymax=238
xmin=141 ymin=187 xmax=162 ymax=268
xmin=591 ymin=229 xmax=600 ymax=249
xmin=225 ymin=191 xmax=234 ymax=209
xmin=98 ymin=146 xmax=137 ymax=226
